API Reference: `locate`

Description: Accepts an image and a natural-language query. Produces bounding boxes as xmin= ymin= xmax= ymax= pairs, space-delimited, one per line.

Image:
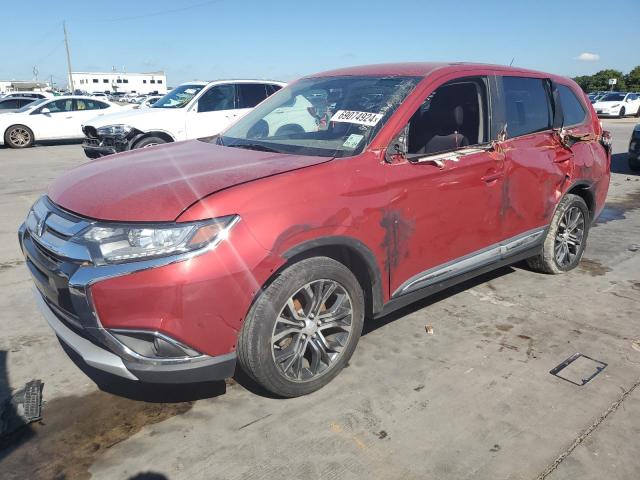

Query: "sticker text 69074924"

xmin=330 ymin=110 xmax=384 ymax=127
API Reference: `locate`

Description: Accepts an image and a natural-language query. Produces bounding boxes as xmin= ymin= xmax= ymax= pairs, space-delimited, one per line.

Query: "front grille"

xmin=22 ymin=197 xmax=95 ymax=334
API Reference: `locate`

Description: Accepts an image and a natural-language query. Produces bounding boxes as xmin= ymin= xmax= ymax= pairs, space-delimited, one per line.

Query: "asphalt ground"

xmin=0 ymin=117 xmax=638 ymax=480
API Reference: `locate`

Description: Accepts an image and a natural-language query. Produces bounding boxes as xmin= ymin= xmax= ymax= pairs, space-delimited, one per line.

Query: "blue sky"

xmin=1 ymin=0 xmax=638 ymax=88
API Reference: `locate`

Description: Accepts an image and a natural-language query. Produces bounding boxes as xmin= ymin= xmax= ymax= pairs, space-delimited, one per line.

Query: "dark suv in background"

xmin=629 ymin=123 xmax=640 ymax=171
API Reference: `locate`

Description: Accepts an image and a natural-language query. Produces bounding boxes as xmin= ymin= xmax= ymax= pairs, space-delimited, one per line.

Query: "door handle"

xmin=481 ymin=170 xmax=503 ymax=183
xmin=65 ymin=116 xmax=73 ymax=119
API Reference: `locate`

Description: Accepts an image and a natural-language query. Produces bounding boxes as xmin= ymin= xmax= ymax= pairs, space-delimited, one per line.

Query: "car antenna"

xmin=509 ymin=57 xmax=515 ymax=66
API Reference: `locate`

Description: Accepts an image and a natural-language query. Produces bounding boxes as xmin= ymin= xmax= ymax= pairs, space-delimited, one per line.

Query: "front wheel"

xmin=4 ymin=125 xmax=34 ymax=148
xmin=618 ymin=107 xmax=626 ymax=118
xmin=133 ymin=136 xmax=166 ymax=149
xmin=237 ymin=257 xmax=364 ymax=397
xmin=527 ymin=194 xmax=590 ymax=274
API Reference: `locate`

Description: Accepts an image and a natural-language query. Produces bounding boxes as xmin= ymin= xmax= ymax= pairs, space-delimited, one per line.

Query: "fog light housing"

xmin=110 ymin=330 xmax=201 ymax=359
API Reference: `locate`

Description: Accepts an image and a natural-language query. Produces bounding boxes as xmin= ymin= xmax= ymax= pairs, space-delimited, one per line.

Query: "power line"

xmin=100 ymin=0 xmax=223 ymax=23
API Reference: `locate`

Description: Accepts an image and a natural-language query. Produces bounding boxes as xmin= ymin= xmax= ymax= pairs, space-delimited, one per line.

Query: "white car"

xmin=0 ymin=96 xmax=123 ymax=148
xmin=133 ymin=95 xmax=161 ymax=109
xmin=593 ymin=92 xmax=640 ymax=118
xmin=81 ymin=79 xmax=285 ymax=158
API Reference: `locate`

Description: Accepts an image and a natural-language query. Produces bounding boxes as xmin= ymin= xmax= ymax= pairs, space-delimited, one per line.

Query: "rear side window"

xmin=502 ymin=76 xmax=551 ymax=138
xmin=557 ymin=85 xmax=587 ymax=126
xmin=75 ymin=99 xmax=109 ymax=110
xmin=237 ymin=84 xmax=268 ymax=108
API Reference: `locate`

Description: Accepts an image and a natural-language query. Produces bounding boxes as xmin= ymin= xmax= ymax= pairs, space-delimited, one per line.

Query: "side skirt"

xmin=374 ymin=244 xmax=542 ymax=319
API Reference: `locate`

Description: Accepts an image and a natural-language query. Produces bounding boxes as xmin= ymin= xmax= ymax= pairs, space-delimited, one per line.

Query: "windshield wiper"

xmin=228 ymin=143 xmax=282 ymax=153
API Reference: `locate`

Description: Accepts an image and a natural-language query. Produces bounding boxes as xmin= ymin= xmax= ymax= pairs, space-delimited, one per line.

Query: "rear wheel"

xmin=629 ymin=156 xmax=640 ymax=172
xmin=238 ymin=257 xmax=364 ymax=397
xmin=133 ymin=136 xmax=166 ymax=149
xmin=527 ymin=194 xmax=590 ymax=274
xmin=4 ymin=125 xmax=34 ymax=148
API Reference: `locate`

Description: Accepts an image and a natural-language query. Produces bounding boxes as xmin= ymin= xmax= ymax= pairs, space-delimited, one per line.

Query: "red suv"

xmin=20 ymin=63 xmax=611 ymax=397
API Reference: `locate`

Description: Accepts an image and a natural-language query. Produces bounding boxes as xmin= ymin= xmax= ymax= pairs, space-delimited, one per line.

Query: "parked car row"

xmin=18 ymin=62 xmax=612 ymax=396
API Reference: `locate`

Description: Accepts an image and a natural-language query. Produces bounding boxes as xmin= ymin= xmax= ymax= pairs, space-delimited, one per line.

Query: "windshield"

xmin=16 ymin=98 xmax=48 ymax=113
xmin=600 ymin=93 xmax=625 ymax=102
xmin=152 ymin=84 xmax=204 ymax=108
xmin=217 ymin=75 xmax=421 ymax=158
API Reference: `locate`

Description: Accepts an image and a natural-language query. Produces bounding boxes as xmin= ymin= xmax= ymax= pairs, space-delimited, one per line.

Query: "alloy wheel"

xmin=554 ymin=206 xmax=585 ymax=267
xmin=9 ymin=127 xmax=31 ymax=146
xmin=271 ymin=279 xmax=353 ymax=382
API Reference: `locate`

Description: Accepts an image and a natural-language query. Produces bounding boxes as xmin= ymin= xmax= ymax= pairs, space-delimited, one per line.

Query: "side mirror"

xmin=40 ymin=107 xmax=50 ymax=114
xmin=385 ymin=125 xmax=409 ymax=163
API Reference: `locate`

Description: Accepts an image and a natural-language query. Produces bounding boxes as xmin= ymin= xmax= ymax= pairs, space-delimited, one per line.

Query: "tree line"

xmin=573 ymin=66 xmax=640 ymax=93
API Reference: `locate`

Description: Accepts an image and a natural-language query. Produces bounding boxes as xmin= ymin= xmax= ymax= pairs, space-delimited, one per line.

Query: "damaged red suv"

xmin=20 ymin=63 xmax=611 ymax=397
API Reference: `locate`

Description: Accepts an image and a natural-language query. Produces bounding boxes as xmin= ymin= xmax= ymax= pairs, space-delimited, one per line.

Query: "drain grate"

xmin=550 ymin=353 xmax=607 ymax=386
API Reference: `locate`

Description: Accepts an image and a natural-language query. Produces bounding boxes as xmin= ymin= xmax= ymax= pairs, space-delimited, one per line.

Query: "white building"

xmin=71 ymin=71 xmax=167 ymax=94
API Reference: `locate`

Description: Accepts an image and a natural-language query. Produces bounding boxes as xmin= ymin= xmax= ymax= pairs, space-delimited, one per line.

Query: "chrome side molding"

xmin=392 ymin=227 xmax=545 ymax=297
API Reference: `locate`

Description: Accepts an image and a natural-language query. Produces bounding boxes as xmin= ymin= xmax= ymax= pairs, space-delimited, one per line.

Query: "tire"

xmin=527 ymin=194 xmax=590 ymax=274
xmin=132 ymin=136 xmax=166 ymax=149
xmin=636 ymin=106 xmax=640 ymax=118
xmin=618 ymin=107 xmax=625 ymax=119
xmin=4 ymin=125 xmax=34 ymax=148
xmin=629 ymin=156 xmax=640 ymax=172
xmin=237 ymin=257 xmax=365 ymax=397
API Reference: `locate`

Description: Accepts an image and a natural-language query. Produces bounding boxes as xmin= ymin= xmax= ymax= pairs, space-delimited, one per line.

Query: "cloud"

xmin=575 ymin=52 xmax=600 ymax=61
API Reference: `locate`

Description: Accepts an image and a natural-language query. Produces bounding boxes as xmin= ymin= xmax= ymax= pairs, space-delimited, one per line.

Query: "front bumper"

xmin=18 ymin=198 xmax=243 ymax=384
xmin=595 ymin=108 xmax=621 ymax=117
xmin=35 ymin=289 xmax=236 ymax=382
xmin=82 ymin=137 xmax=127 ymax=157
xmin=629 ymin=138 xmax=640 ymax=159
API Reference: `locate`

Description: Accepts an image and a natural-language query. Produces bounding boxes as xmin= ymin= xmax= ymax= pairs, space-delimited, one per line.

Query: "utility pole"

xmin=63 ymin=21 xmax=74 ymax=92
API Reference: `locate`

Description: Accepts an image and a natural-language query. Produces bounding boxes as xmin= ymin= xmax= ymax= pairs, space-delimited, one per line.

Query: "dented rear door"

xmin=497 ymin=75 xmax=571 ymax=239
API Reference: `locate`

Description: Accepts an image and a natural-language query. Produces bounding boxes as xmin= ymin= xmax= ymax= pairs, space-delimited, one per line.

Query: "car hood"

xmin=48 ymin=140 xmax=332 ymax=222
xmin=83 ymin=106 xmax=182 ymax=129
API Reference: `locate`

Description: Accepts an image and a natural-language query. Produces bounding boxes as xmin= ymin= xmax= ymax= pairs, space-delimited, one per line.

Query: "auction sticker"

xmin=331 ymin=110 xmax=384 ymax=127
xmin=343 ymin=134 xmax=364 ymax=149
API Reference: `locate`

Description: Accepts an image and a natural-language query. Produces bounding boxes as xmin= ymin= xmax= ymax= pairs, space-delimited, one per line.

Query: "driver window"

xmin=406 ymin=77 xmax=488 ymax=155
xmin=45 ymin=99 xmax=74 ymax=113
xmin=197 ymin=85 xmax=235 ymax=112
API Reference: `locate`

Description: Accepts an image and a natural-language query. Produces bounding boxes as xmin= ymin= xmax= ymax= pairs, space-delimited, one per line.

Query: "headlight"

xmin=96 ymin=124 xmax=134 ymax=137
xmin=81 ymin=215 xmax=239 ymax=264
